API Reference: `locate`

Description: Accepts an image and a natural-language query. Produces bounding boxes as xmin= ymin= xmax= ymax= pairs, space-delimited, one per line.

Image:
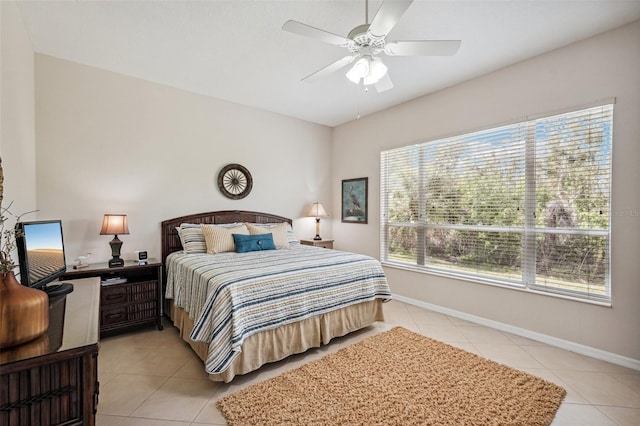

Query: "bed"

xmin=161 ymin=210 xmax=392 ymax=382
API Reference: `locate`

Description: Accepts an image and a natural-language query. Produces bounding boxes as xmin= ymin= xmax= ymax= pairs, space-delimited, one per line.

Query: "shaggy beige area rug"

xmin=217 ymin=327 xmax=566 ymax=425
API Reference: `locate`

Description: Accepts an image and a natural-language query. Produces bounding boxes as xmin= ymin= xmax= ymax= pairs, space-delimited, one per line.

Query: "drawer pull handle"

xmin=105 ymin=294 xmax=124 ymax=301
xmin=105 ymin=313 xmax=124 ymax=320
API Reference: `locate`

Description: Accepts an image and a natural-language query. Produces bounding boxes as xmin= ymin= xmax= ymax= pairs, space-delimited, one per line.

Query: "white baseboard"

xmin=392 ymin=294 xmax=640 ymax=372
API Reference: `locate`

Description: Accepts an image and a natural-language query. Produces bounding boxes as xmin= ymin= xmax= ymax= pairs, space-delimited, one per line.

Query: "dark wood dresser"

xmin=0 ymin=278 xmax=100 ymax=426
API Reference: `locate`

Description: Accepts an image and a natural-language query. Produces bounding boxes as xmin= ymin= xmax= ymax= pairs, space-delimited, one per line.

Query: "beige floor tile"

xmin=551 ymin=403 xmax=617 ymax=425
xmin=611 ymin=372 xmax=640 ymax=393
xmin=99 ymin=371 xmax=120 ymax=386
xmin=98 ymin=374 xmax=168 ymax=416
xmin=443 ymin=341 xmax=481 ymax=355
xmin=552 ymin=370 xmax=640 ymax=408
xmin=458 ymin=325 xmax=514 ymax=344
xmin=96 ymin=413 xmax=126 ymax=426
xmin=130 ymin=377 xmax=221 ymax=422
xmin=503 ymin=332 xmax=549 ymax=346
xmin=523 ymin=345 xmax=631 ymax=374
xmin=120 ymin=418 xmax=192 ymax=426
xmin=446 ymin=315 xmax=482 ymax=327
xmin=193 ymin=400 xmax=228 ymax=424
xmin=108 ymin=349 xmax=190 ymax=377
xmin=172 ymin=356 xmax=212 ymax=380
xmin=416 ymin=323 xmax=470 ymax=343
xmin=473 ymin=343 xmax=546 ymax=369
xmin=410 ymin=309 xmax=453 ymax=326
xmin=596 ymin=405 xmax=640 ymax=426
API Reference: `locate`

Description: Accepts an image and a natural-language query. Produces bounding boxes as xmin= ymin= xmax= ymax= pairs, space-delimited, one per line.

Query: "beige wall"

xmin=1 ymin=1 xmax=36 ymax=223
xmin=35 ymin=55 xmax=333 ymax=264
xmin=332 ymin=20 xmax=640 ymax=363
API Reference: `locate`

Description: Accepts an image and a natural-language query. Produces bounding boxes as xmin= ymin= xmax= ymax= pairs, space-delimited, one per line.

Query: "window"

xmin=380 ymin=103 xmax=613 ymax=303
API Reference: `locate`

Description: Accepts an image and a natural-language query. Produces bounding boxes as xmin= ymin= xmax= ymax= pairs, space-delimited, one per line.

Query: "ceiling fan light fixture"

xmin=363 ymin=56 xmax=388 ymax=85
xmin=346 ymin=57 xmax=370 ymax=84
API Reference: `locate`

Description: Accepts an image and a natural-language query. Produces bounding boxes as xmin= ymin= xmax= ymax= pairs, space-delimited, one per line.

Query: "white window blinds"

xmin=381 ymin=103 xmax=613 ymax=303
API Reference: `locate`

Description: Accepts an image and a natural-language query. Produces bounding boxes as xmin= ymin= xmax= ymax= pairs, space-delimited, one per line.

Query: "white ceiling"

xmin=16 ymin=0 xmax=640 ymax=127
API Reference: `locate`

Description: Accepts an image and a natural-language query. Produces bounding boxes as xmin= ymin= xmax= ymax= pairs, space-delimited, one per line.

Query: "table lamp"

xmin=306 ymin=202 xmax=328 ymax=241
xmin=100 ymin=214 xmax=129 ymax=267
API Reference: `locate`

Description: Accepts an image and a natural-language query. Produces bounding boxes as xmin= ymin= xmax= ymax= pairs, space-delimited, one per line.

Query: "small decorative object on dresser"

xmin=73 ymin=252 xmax=91 ymax=269
xmin=0 ymin=271 xmax=49 ymax=348
xmin=135 ymin=250 xmax=148 ymax=265
xmin=300 ymin=239 xmax=334 ymax=249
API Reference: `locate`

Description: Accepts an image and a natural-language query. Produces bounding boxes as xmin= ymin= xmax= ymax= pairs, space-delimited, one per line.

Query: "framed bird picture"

xmin=342 ymin=177 xmax=368 ymax=224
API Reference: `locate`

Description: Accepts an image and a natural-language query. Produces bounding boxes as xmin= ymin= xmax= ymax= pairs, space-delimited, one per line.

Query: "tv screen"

xmin=15 ymin=220 xmax=67 ymax=289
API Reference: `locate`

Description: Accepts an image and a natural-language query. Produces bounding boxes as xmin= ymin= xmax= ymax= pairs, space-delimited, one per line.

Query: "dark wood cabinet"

xmin=0 ymin=278 xmax=101 ymax=426
xmin=62 ymin=261 xmax=163 ymax=335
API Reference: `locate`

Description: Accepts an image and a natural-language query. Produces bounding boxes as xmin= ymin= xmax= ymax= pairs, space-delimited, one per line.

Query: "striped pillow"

xmin=202 ymin=224 xmax=249 ymax=254
xmin=179 ymin=225 xmax=207 ymax=254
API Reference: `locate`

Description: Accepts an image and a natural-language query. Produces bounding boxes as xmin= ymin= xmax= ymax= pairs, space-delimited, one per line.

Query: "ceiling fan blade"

xmin=368 ymin=0 xmax=414 ymax=38
xmin=302 ymin=55 xmax=356 ymax=83
xmin=384 ymin=40 xmax=462 ymax=56
xmin=282 ymin=20 xmax=351 ymax=47
xmin=374 ymin=73 xmax=394 ymax=93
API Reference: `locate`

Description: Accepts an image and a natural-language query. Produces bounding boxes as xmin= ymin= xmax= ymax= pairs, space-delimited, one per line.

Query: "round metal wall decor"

xmin=217 ymin=164 xmax=253 ymax=199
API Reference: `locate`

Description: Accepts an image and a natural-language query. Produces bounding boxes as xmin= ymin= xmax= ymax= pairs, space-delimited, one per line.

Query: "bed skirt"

xmin=169 ymin=299 xmax=385 ymax=382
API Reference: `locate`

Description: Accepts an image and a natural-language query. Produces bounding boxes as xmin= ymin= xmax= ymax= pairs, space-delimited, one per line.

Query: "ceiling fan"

xmin=282 ymin=0 xmax=461 ymax=93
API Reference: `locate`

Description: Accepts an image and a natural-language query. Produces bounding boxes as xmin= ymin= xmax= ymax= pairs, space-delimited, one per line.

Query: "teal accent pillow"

xmin=233 ymin=233 xmax=276 ymax=253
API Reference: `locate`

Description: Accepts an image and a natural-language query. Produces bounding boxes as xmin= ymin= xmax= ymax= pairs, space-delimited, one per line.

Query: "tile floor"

xmin=96 ymin=300 xmax=640 ymax=425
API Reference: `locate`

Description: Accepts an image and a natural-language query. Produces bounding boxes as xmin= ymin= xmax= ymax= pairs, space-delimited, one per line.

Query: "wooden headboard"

xmin=160 ymin=210 xmax=292 ymax=265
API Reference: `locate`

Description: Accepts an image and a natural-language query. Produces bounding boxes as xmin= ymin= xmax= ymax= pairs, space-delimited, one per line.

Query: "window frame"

xmin=380 ymin=102 xmax=613 ymax=305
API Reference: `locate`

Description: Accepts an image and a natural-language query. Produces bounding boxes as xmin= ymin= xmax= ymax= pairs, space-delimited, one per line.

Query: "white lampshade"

xmin=306 ymin=202 xmax=328 ymax=218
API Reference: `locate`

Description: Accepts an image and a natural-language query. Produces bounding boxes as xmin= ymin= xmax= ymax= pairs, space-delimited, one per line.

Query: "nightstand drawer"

xmin=101 ymin=286 xmax=127 ymax=305
xmin=102 ymin=306 xmax=127 ymax=326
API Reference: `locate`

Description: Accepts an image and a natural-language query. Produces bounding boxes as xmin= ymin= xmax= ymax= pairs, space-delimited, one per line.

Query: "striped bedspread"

xmin=165 ymin=245 xmax=391 ymax=374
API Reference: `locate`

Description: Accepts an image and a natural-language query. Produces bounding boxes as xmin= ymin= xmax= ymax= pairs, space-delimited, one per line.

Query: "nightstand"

xmin=300 ymin=239 xmax=334 ymax=249
xmin=62 ymin=260 xmax=163 ymax=335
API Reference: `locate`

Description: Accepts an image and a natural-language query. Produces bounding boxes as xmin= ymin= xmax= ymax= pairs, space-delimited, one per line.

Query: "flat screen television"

xmin=15 ymin=220 xmax=69 ymax=293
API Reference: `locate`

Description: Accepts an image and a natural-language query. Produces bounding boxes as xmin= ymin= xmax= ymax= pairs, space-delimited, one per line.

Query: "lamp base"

xmin=108 ymin=235 xmax=124 ymax=268
xmin=313 ymin=235 xmax=322 ymax=241
xmin=108 ymin=257 xmax=124 ymax=268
